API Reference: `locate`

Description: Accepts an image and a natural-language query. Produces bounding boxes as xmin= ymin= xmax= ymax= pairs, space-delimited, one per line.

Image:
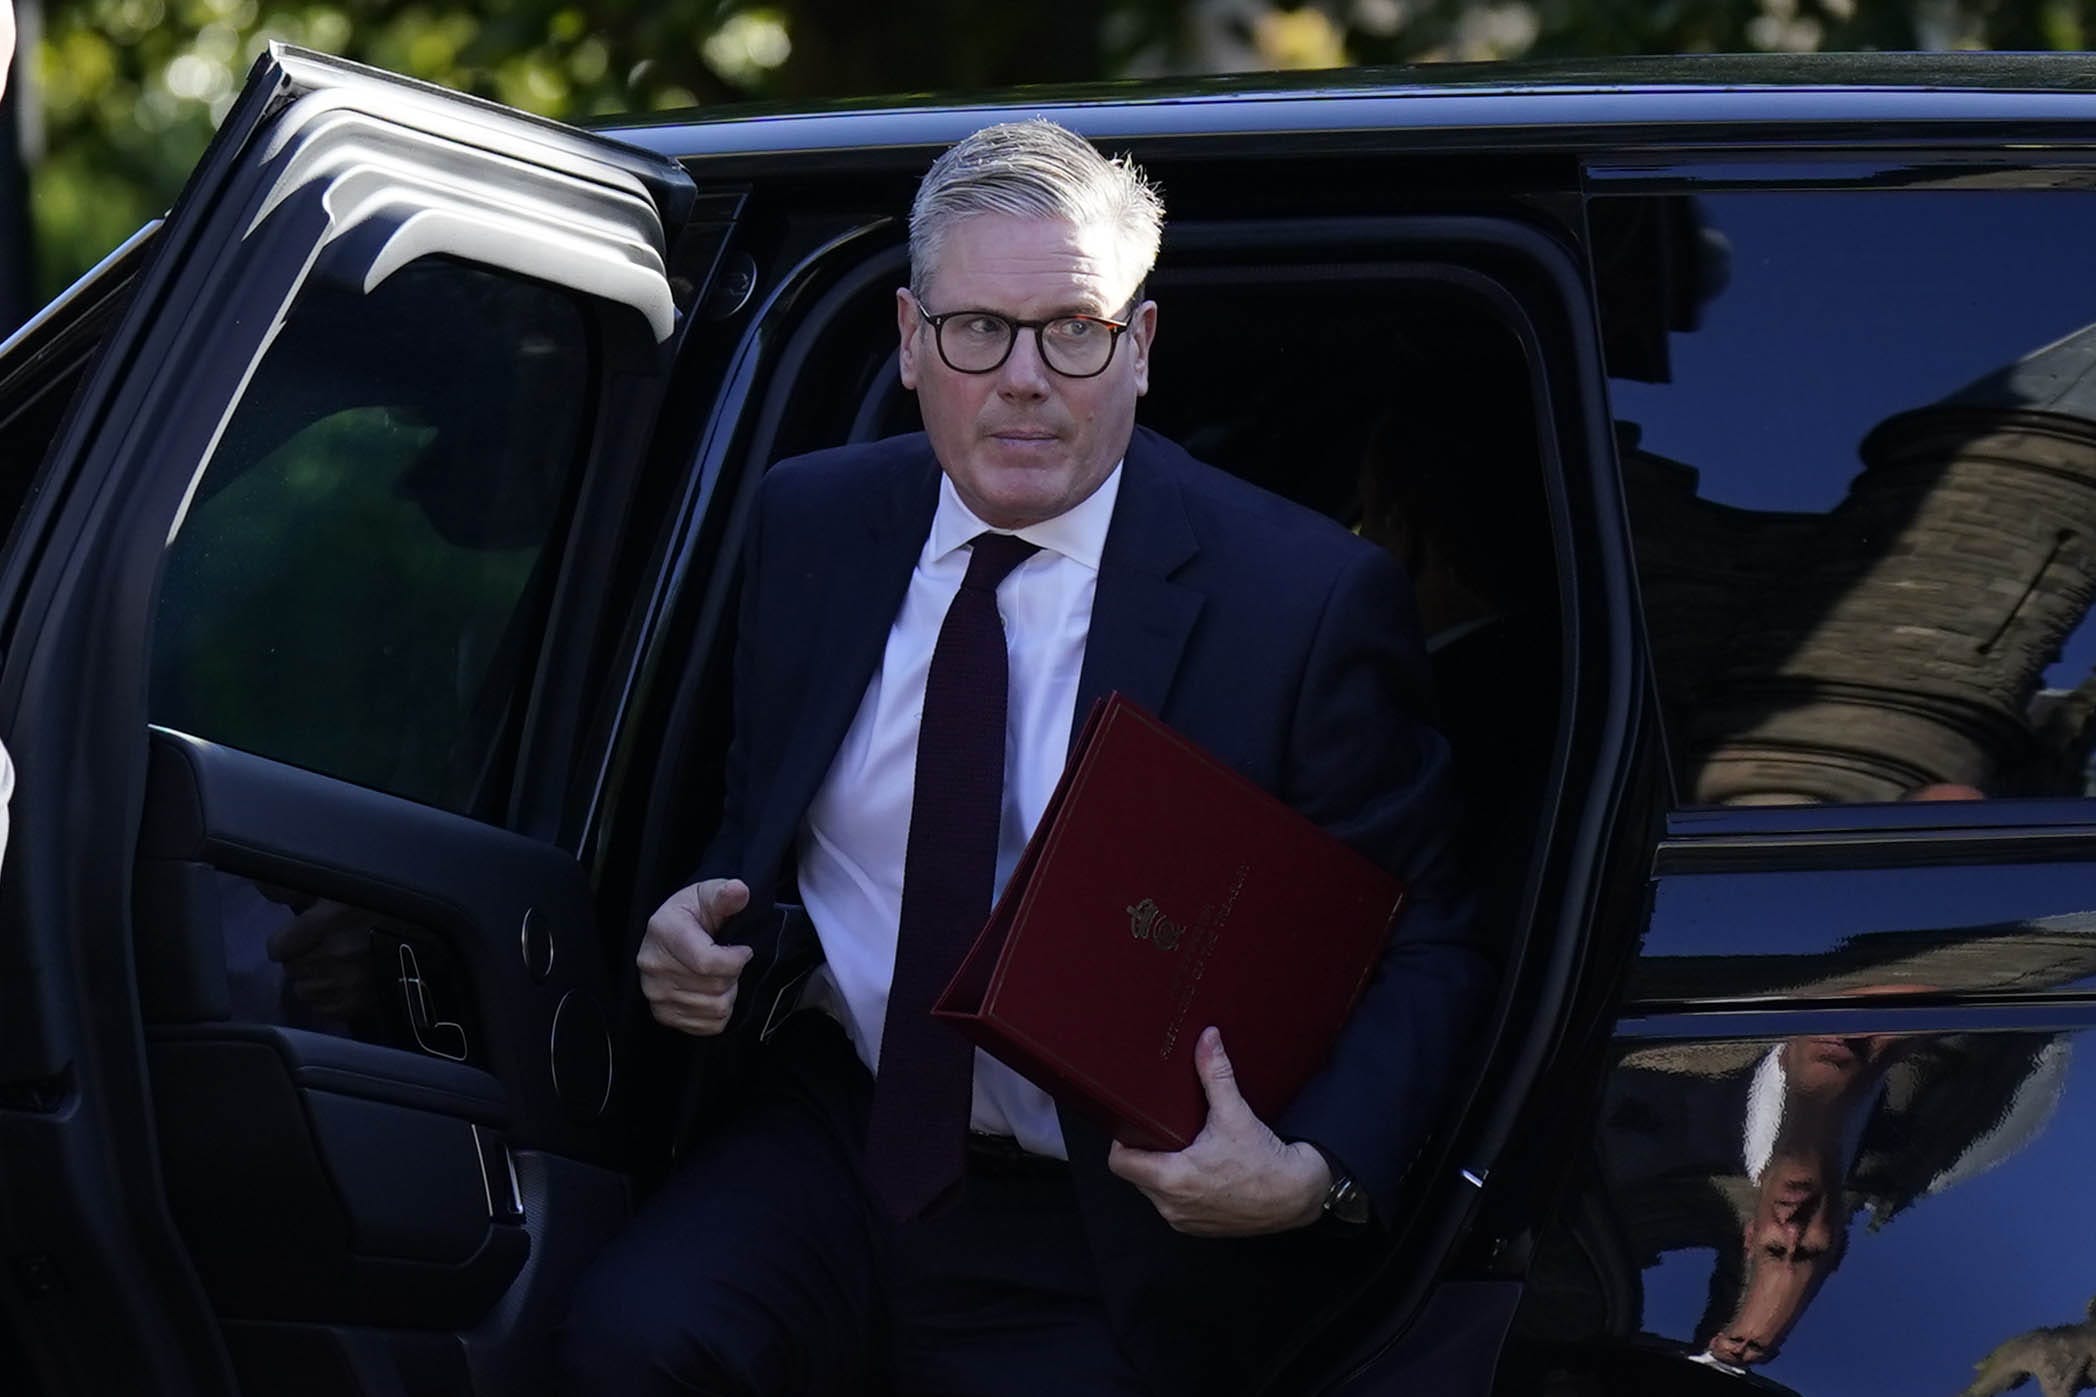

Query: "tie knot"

xmin=961 ymin=532 xmax=1040 ymax=592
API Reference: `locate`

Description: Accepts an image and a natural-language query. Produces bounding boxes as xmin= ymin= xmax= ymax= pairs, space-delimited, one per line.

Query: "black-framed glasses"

xmin=915 ymin=302 xmax=1135 ymax=379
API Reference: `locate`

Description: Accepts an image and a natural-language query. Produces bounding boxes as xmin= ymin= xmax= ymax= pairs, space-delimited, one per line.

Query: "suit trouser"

xmin=557 ymin=1013 xmax=1151 ymax=1397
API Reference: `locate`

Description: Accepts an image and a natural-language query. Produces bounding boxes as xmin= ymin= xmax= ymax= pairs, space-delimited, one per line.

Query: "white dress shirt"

xmin=796 ymin=464 xmax=1124 ymax=1159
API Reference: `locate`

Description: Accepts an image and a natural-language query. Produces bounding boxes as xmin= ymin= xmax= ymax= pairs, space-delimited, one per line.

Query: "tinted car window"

xmin=1601 ymin=189 xmax=2096 ymax=806
xmin=151 ymin=258 xmax=590 ymax=817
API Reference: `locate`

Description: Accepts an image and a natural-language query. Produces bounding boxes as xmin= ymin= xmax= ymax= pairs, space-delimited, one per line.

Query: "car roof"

xmin=594 ymin=52 xmax=2096 ymax=170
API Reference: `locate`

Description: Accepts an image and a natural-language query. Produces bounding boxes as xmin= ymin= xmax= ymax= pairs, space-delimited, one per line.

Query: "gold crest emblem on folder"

xmin=1125 ymin=897 xmax=1184 ymax=951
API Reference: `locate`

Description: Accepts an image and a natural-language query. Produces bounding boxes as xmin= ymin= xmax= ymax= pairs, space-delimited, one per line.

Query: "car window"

xmin=1598 ymin=188 xmax=2096 ymax=808
xmin=151 ymin=257 xmax=590 ymax=818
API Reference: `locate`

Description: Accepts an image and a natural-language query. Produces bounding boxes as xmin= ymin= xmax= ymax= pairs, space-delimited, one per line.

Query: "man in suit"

xmin=560 ymin=119 xmax=1489 ymax=1396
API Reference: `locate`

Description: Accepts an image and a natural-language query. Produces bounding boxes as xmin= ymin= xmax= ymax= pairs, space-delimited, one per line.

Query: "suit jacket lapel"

xmin=750 ymin=444 xmax=939 ymax=882
xmin=1072 ymin=427 xmax=1205 ymax=743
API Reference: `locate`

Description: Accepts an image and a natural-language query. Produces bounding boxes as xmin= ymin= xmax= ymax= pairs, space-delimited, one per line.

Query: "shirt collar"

xmin=927 ymin=460 xmax=1123 ymax=572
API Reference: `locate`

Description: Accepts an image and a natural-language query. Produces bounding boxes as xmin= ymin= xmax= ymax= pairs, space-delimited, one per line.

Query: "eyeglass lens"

xmin=938 ymin=313 xmax=1118 ymax=376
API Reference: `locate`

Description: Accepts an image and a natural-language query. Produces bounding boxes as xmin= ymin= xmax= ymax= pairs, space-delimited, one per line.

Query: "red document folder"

xmin=931 ymin=693 xmax=1406 ymax=1151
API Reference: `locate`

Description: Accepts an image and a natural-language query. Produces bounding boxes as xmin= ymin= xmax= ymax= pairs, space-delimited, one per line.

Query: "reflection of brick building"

xmin=1629 ymin=324 xmax=2096 ymax=804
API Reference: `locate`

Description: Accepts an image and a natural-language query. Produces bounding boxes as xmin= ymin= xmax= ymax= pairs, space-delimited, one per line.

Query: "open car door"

xmin=0 ymin=45 xmax=700 ymax=1395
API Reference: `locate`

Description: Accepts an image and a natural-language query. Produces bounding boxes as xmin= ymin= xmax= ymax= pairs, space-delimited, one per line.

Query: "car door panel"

xmin=135 ymin=730 xmax=611 ymax=1152
xmin=0 ymin=42 xmax=694 ymax=1395
xmin=146 ymin=1028 xmax=527 ymax=1329
xmin=129 ymin=729 xmax=611 ymax=1331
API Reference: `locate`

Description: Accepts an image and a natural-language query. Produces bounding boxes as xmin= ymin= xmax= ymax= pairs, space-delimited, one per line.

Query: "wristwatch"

xmin=1322 ymin=1171 xmax=1373 ymax=1226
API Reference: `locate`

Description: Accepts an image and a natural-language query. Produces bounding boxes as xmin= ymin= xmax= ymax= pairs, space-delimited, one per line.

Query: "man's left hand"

xmin=1106 ymin=1026 xmax=1331 ymax=1236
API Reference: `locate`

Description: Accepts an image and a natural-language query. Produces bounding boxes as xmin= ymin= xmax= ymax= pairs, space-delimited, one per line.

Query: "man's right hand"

xmin=637 ymin=878 xmax=755 ymax=1036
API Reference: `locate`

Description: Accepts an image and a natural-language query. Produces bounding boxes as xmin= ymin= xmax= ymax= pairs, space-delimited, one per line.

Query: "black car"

xmin=6 ymin=42 xmax=2096 ymax=1397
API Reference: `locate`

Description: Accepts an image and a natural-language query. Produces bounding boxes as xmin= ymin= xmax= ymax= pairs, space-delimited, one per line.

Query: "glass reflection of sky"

xmin=1647 ymin=864 xmax=2096 ymax=965
xmin=1629 ymin=1028 xmax=2096 ymax=1397
xmin=1605 ymin=190 xmax=2096 ymax=690
xmin=1642 ymin=1245 xmax=1723 ymax=1344
xmin=1607 ymin=191 xmax=2096 ymax=516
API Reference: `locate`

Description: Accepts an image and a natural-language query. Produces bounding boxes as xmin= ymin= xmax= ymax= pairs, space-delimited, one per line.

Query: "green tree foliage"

xmin=23 ymin=0 xmax=2096 ymax=298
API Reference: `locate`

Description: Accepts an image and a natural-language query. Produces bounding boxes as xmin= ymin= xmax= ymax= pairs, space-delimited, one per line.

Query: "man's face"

xmin=1707 ymin=1156 xmax=1848 ymax=1366
xmin=898 ymin=213 xmax=1156 ymax=530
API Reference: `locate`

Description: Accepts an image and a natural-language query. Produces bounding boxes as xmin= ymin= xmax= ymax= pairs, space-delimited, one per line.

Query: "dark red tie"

xmin=864 ymin=531 xmax=1040 ymax=1219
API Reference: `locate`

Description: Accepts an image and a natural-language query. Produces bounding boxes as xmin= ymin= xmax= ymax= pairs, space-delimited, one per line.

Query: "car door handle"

xmin=397 ymin=942 xmax=469 ymax=1062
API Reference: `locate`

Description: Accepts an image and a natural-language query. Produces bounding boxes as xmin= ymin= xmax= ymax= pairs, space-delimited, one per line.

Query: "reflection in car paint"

xmin=1636 ymin=886 xmax=2096 ymax=1006
xmin=1611 ymin=192 xmax=2096 ymax=809
xmin=1959 ymin=1294 xmax=2096 ymax=1397
xmin=1549 ymin=1025 xmax=2087 ymax=1395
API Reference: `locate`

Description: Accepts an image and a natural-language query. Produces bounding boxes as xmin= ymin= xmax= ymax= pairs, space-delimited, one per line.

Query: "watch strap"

xmin=1306 ymin=1142 xmax=1373 ymax=1226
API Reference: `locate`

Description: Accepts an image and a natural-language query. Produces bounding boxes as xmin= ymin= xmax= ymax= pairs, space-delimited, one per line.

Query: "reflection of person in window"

xmin=1708 ymin=780 xmax=2009 ymax=1366
xmin=1600 ymin=770 xmax=2064 ymax=1375
xmin=1695 ymin=1023 xmax=2072 ymax=1371
xmin=1603 ymin=1021 xmax=2069 ymax=1372
xmin=1703 ymin=1031 xmax=1904 ymax=1366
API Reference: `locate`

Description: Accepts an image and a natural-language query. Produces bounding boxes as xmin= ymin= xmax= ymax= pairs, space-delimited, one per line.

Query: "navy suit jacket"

xmin=698 ymin=426 xmax=1490 ymax=1391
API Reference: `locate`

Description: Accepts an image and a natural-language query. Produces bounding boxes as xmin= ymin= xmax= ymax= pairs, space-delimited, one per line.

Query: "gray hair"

xmin=908 ymin=118 xmax=1164 ymax=305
